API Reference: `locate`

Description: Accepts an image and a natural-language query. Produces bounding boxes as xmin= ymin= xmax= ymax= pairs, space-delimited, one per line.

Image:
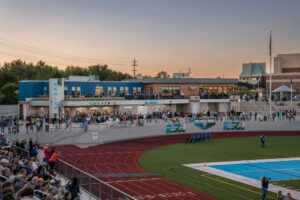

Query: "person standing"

xmin=261 ymin=177 xmax=270 ymax=200
xmin=43 ymin=144 xmax=51 ymax=170
xmin=283 ymin=193 xmax=292 ymax=200
xmin=66 ymin=177 xmax=80 ymax=200
xmin=260 ymin=135 xmax=265 ymax=148
xmin=49 ymin=150 xmax=61 ymax=171
xmin=277 ymin=191 xmax=284 ymax=200
xmin=29 ymin=138 xmax=33 ymax=155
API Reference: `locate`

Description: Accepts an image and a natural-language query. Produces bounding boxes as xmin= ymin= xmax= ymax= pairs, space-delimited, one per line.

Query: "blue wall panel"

xmin=64 ymin=81 xmax=143 ymax=96
xmin=18 ymin=81 xmax=49 ymax=101
xmin=19 ymin=80 xmax=144 ymax=101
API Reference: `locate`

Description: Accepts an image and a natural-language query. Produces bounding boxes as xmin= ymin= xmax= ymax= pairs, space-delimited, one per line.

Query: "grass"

xmin=139 ymin=136 xmax=300 ymax=200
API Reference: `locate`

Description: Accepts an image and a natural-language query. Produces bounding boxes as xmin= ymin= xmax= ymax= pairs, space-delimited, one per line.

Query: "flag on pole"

xmin=269 ymin=31 xmax=272 ymax=56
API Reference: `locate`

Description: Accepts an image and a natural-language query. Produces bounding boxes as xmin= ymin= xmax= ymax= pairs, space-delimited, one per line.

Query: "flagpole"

xmin=269 ymin=31 xmax=272 ymax=117
xmin=291 ymin=76 xmax=293 ymax=108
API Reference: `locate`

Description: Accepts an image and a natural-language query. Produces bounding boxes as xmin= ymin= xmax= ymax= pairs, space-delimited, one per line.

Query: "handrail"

xmin=0 ymin=174 xmax=8 ymax=181
xmin=57 ymin=159 xmax=136 ymax=199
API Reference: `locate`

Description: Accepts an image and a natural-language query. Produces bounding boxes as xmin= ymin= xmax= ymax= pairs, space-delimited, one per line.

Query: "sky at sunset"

xmin=0 ymin=0 xmax=300 ymax=78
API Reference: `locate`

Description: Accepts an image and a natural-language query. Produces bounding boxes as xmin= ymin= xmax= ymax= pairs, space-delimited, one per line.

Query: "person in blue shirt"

xmin=260 ymin=135 xmax=265 ymax=148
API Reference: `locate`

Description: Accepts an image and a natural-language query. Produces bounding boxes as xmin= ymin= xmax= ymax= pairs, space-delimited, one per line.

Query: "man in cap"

xmin=14 ymin=174 xmax=25 ymax=192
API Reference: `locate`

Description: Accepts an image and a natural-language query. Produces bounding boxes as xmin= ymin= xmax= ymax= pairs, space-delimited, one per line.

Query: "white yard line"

xmin=184 ymin=157 xmax=300 ymax=200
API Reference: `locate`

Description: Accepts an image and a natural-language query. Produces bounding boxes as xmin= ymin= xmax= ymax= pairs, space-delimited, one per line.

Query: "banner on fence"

xmin=223 ymin=121 xmax=245 ymax=130
xmin=194 ymin=117 xmax=215 ymax=130
xmin=166 ymin=123 xmax=186 ymax=133
xmin=92 ymin=131 xmax=99 ymax=141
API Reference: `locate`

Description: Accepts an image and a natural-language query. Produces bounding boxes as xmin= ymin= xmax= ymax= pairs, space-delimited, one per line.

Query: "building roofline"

xmin=276 ymin=53 xmax=300 ymax=56
xmin=125 ymin=78 xmax=238 ymax=84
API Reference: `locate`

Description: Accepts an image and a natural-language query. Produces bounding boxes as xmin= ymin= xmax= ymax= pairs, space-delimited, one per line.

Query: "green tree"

xmin=156 ymin=71 xmax=170 ymax=78
xmin=0 ymin=71 xmax=18 ymax=86
xmin=237 ymin=86 xmax=251 ymax=96
xmin=0 ymin=83 xmax=18 ymax=104
xmin=0 ymin=59 xmax=134 ymax=104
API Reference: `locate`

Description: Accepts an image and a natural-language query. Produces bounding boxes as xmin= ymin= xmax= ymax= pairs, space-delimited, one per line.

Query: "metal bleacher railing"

xmin=56 ymin=159 xmax=136 ymax=200
xmin=8 ymin=145 xmax=136 ymax=200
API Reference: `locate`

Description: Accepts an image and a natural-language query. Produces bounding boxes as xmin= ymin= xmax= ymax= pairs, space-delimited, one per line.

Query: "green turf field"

xmin=139 ymin=136 xmax=300 ymax=200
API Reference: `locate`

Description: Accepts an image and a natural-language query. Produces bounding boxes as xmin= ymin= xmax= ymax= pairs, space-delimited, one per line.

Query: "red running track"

xmin=55 ymin=131 xmax=300 ymax=200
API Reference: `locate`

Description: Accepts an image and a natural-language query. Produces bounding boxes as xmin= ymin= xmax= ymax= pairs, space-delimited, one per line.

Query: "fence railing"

xmin=7 ymin=145 xmax=135 ymax=200
xmin=56 ymin=159 xmax=136 ymax=200
xmin=10 ymin=145 xmax=30 ymax=159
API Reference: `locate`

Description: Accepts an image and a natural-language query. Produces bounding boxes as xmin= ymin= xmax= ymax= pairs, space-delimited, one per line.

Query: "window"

xmin=76 ymin=87 xmax=81 ymax=96
xmin=71 ymin=86 xmax=75 ymax=96
xmin=209 ymin=87 xmax=213 ymax=94
xmin=133 ymin=87 xmax=137 ymax=95
xmin=95 ymin=86 xmax=103 ymax=96
xmin=138 ymin=87 xmax=142 ymax=95
xmin=58 ymin=79 xmax=62 ymax=86
xmin=113 ymin=87 xmax=117 ymax=95
xmin=218 ymin=87 xmax=223 ymax=94
xmin=64 ymin=86 xmax=68 ymax=96
xmin=214 ymin=87 xmax=218 ymax=93
xmin=125 ymin=87 xmax=129 ymax=95
xmin=120 ymin=87 xmax=124 ymax=96
xmin=199 ymin=87 xmax=203 ymax=94
xmin=162 ymin=86 xmax=180 ymax=96
xmin=229 ymin=87 xmax=233 ymax=94
xmin=223 ymin=87 xmax=228 ymax=94
xmin=44 ymin=87 xmax=47 ymax=96
xmin=107 ymin=87 xmax=112 ymax=95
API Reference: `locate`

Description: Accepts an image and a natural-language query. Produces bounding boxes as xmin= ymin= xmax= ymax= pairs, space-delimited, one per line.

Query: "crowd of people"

xmin=0 ymin=137 xmax=80 ymax=200
xmin=0 ymin=107 xmax=298 ymax=134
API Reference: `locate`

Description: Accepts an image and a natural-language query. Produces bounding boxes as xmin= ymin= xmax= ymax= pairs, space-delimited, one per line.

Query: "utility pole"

xmin=132 ymin=58 xmax=138 ymax=79
xmin=188 ymin=67 xmax=191 ymax=74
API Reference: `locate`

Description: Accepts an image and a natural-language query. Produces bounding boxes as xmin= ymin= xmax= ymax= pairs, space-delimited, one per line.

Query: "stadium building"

xmin=239 ymin=63 xmax=266 ymax=85
xmin=18 ymin=75 xmax=239 ymax=119
xmin=266 ymin=53 xmax=300 ymax=94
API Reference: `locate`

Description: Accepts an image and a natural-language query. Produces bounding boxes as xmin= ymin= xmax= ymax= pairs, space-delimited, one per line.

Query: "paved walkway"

xmin=4 ymin=116 xmax=300 ymax=145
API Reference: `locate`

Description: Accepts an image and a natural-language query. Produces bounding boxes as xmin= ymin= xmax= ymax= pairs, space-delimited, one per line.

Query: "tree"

xmin=0 ymin=59 xmax=135 ymax=104
xmin=0 ymin=71 xmax=18 ymax=86
xmin=0 ymin=83 xmax=18 ymax=104
xmin=237 ymin=86 xmax=251 ymax=96
xmin=156 ymin=71 xmax=170 ymax=78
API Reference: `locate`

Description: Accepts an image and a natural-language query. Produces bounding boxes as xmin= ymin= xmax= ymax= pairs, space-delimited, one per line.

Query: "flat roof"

xmin=125 ymin=78 xmax=238 ymax=84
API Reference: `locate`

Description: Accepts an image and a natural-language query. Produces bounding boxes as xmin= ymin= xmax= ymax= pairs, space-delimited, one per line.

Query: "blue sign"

xmin=194 ymin=117 xmax=215 ymax=130
xmin=145 ymin=100 xmax=158 ymax=104
xmin=223 ymin=122 xmax=245 ymax=130
xmin=166 ymin=123 xmax=186 ymax=133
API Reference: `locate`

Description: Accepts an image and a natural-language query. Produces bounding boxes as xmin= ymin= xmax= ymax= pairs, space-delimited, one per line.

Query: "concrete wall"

xmin=53 ymin=118 xmax=300 ymax=145
xmin=0 ymin=105 xmax=18 ymax=116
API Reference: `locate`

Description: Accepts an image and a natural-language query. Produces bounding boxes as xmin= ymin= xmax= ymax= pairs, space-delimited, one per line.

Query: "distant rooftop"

xmin=172 ymin=73 xmax=190 ymax=78
xmin=69 ymin=75 xmax=99 ymax=81
xmin=126 ymin=78 xmax=238 ymax=84
xmin=240 ymin=63 xmax=266 ymax=77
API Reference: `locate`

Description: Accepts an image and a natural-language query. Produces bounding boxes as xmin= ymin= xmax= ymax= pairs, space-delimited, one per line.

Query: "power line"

xmin=0 ymin=28 xmax=131 ymax=63
xmin=0 ymin=37 xmax=129 ymax=66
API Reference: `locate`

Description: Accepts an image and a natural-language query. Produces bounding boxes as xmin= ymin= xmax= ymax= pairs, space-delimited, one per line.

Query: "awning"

xmin=272 ymin=85 xmax=295 ymax=93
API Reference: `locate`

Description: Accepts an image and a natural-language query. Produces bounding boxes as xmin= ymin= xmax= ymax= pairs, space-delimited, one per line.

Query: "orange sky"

xmin=1 ymin=0 xmax=300 ymax=78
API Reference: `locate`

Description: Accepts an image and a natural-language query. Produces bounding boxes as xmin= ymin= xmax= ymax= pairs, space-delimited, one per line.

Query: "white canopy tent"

xmin=272 ymin=85 xmax=295 ymax=93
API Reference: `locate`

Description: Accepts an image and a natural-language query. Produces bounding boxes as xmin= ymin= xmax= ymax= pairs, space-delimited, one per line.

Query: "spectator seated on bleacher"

xmin=0 ymin=136 xmax=79 ymax=200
